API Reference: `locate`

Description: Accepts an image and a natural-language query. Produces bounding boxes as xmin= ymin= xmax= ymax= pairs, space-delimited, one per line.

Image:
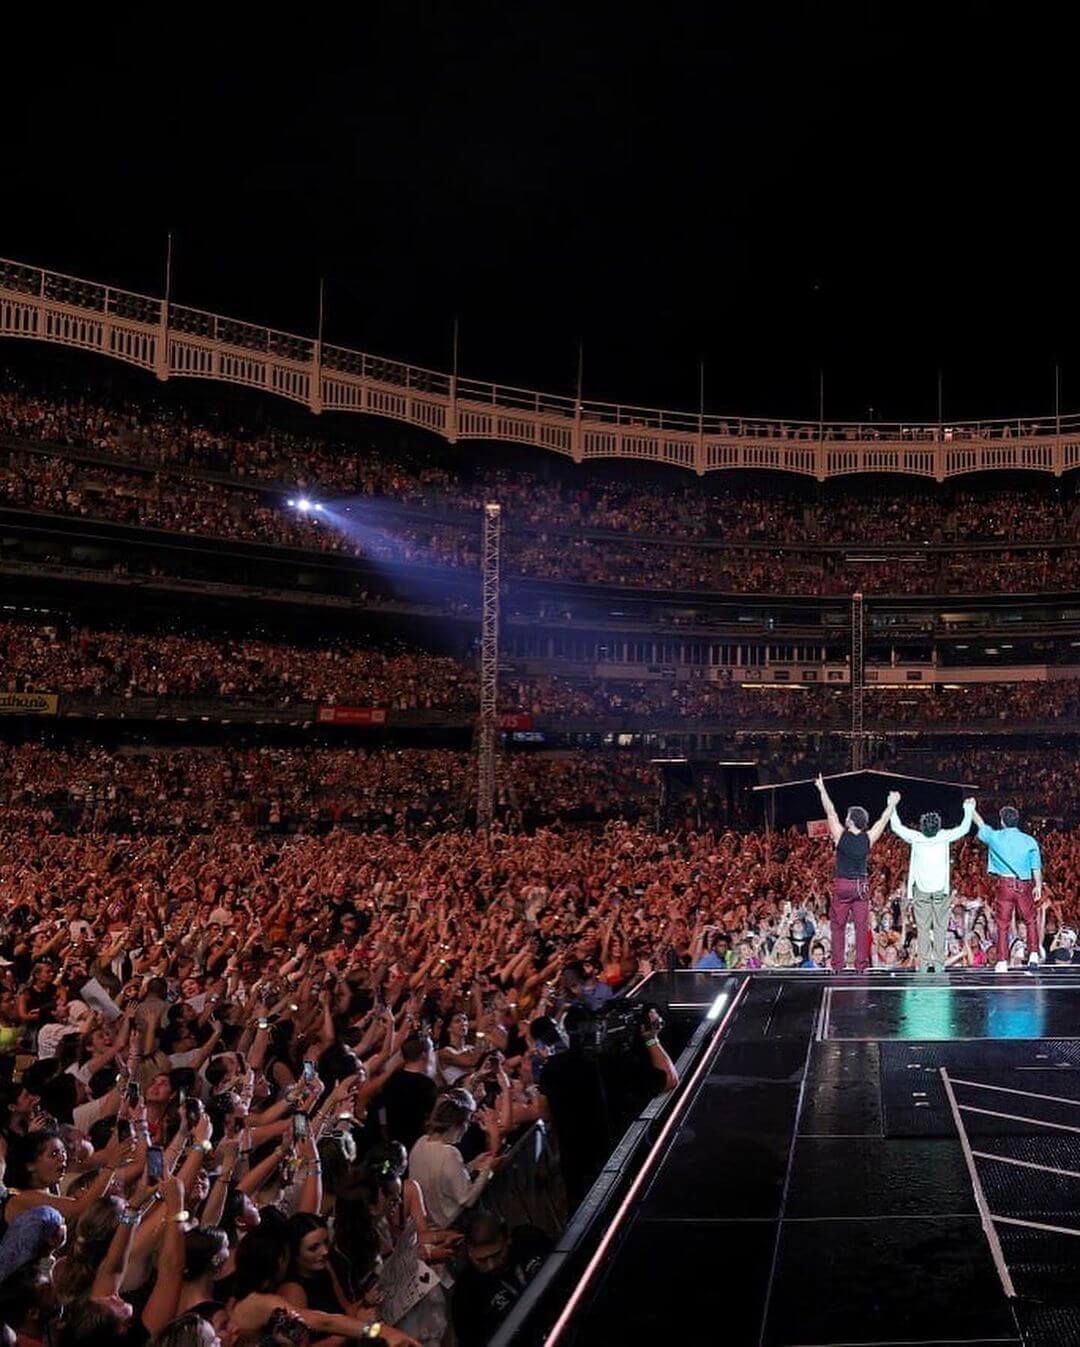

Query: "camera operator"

xmin=596 ymin=1005 xmax=679 ymax=1149
xmin=537 ymin=1006 xmax=608 ymax=1211
xmin=538 ymin=1004 xmax=678 ymax=1212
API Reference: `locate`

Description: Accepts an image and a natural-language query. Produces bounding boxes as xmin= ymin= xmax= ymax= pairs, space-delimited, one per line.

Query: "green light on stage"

xmin=895 ymin=986 xmax=1048 ymax=1041
xmin=897 ymin=987 xmax=958 ymax=1040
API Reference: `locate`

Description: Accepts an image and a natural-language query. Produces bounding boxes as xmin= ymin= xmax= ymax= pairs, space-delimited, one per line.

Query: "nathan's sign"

xmin=315 ymin=706 xmax=389 ymax=726
xmin=0 ymin=691 xmax=59 ymax=716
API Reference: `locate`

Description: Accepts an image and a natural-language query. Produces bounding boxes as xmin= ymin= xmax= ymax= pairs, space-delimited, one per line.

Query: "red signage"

xmin=315 ymin=706 xmax=389 ymax=726
xmin=499 ymin=712 xmax=534 ymax=731
xmin=806 ymin=818 xmax=832 ymax=839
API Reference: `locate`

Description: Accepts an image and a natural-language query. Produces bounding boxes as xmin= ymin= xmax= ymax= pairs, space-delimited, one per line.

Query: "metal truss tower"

xmin=851 ymin=590 xmax=865 ymax=771
xmin=477 ymin=502 xmax=502 ymax=830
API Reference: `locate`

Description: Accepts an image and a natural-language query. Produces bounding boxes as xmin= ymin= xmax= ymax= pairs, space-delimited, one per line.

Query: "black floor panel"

xmin=764 ymin=1216 xmax=1018 ymax=1346
xmin=550 ymin=974 xmax=1080 ymax=1347
xmin=565 ymin=1219 xmax=776 ymax=1346
xmin=641 ymin=1086 xmax=796 ymax=1220
xmin=799 ymin=1040 xmax=883 ymax=1136
xmin=785 ymin=1135 xmax=977 ymax=1218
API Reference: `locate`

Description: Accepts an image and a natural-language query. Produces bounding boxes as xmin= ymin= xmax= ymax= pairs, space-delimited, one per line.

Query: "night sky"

xmin=4 ymin=4 xmax=1079 ymax=423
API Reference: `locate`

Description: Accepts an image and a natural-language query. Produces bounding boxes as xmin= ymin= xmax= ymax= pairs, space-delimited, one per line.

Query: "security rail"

xmin=4 ymin=256 xmax=1080 ymax=480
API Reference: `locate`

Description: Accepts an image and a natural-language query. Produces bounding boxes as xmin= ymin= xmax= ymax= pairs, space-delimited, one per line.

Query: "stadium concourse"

xmin=1 ymin=353 xmax=1080 ymax=1347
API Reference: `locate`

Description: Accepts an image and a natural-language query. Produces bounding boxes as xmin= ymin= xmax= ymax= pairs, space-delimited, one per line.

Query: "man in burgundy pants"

xmin=973 ymin=804 xmax=1044 ymax=971
xmin=815 ymin=776 xmax=900 ymax=972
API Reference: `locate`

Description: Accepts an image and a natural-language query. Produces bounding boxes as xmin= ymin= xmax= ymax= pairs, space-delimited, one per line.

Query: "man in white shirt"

xmin=890 ymin=796 xmax=976 ymax=972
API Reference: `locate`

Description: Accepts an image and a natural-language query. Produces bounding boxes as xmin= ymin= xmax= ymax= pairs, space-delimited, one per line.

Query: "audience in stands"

xmin=2 ymin=381 xmax=1078 ymax=597
xmin=4 ymin=613 xmax=1080 ymax=727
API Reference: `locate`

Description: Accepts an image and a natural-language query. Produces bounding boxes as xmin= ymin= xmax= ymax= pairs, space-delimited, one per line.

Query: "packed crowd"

xmin=0 ymin=744 xmax=659 ymax=834
xmin=900 ymin=746 xmax=1079 ymax=827
xmin=0 ymin=737 xmax=1075 ymax=837
xmin=3 ymin=378 xmax=1077 ymax=545
xmin=5 ymin=614 xmax=1080 ymax=730
xmin=0 ymin=718 xmax=1076 ymax=1345
xmin=0 ymin=814 xmax=696 ymax=1347
xmin=3 ymin=383 xmax=1080 ymax=600
xmin=0 ymin=621 xmax=479 ymax=713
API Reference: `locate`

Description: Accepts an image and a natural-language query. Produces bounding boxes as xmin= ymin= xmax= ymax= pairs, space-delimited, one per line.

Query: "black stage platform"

xmin=550 ymin=970 xmax=1080 ymax=1347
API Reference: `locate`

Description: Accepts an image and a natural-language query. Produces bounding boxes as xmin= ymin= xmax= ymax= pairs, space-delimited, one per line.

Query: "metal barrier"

xmin=478 ymin=1120 xmax=567 ymax=1242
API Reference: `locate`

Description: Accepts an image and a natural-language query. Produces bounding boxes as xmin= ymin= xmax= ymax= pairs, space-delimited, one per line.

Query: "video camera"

xmin=572 ymin=999 xmax=662 ymax=1058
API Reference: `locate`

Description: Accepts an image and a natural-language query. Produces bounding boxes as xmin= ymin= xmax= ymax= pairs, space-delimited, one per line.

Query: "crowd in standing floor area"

xmin=2 ymin=741 xmax=1078 ymax=832
xmin=0 ymin=753 xmax=1074 ymax=1343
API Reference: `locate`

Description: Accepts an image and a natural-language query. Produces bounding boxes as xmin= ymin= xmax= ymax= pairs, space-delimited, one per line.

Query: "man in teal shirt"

xmin=972 ymin=804 xmax=1043 ymax=971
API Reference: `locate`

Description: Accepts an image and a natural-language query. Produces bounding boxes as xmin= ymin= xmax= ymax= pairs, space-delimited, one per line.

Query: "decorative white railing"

xmin=3 ymin=255 xmax=1080 ymax=480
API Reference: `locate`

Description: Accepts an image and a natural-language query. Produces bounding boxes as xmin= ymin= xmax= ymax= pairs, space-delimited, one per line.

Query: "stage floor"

xmin=565 ymin=970 xmax=1080 ymax=1347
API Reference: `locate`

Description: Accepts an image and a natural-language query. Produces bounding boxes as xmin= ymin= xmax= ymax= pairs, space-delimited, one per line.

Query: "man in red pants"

xmin=972 ymin=804 xmax=1044 ymax=972
xmin=815 ymin=776 xmax=899 ymax=973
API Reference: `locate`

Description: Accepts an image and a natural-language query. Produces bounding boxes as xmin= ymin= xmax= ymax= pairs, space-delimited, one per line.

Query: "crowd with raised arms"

xmin=0 ymin=810 xmax=708 ymax=1347
xmin=0 ymin=732 xmax=1077 ymax=1344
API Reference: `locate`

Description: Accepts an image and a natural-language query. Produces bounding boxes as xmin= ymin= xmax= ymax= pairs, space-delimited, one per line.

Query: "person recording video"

xmin=538 ymin=1004 xmax=677 ymax=1212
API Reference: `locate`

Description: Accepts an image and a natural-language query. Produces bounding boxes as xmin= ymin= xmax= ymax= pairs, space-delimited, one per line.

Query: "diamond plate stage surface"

xmin=561 ymin=970 xmax=1080 ymax=1347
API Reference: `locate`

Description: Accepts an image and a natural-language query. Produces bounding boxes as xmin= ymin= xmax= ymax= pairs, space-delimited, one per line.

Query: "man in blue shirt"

xmin=562 ymin=959 xmax=614 ymax=1012
xmin=972 ymin=804 xmax=1044 ymax=972
xmin=693 ymin=930 xmax=731 ymax=970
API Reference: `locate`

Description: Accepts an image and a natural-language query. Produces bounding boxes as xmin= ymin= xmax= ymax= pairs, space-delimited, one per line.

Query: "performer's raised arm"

xmin=889 ymin=804 xmax=919 ymax=844
xmin=814 ymin=774 xmax=843 ymax=844
xmin=936 ymin=797 xmax=976 ymax=845
xmin=867 ymin=791 xmax=901 ymax=845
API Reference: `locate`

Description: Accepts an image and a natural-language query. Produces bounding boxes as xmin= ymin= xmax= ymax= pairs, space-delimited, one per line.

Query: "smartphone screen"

xmin=292 ymin=1112 xmax=308 ymax=1140
xmin=302 ymin=1060 xmax=315 ymax=1084
xmin=146 ymin=1146 xmax=165 ymax=1184
xmin=126 ymin=1081 xmax=141 ymax=1108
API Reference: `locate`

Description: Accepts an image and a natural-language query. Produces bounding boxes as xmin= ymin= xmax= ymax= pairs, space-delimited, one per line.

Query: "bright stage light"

xmin=297 ymin=498 xmax=312 ymax=513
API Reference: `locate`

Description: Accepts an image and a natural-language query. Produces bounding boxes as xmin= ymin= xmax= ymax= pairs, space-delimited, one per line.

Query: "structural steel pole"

xmin=851 ymin=591 xmax=865 ymax=770
xmin=477 ymin=502 xmax=502 ymax=829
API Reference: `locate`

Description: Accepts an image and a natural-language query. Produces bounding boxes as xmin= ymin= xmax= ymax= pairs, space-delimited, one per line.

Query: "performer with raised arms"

xmin=814 ymin=775 xmax=899 ymax=973
xmin=890 ymin=796 xmax=976 ymax=972
xmin=972 ymin=803 xmax=1044 ymax=972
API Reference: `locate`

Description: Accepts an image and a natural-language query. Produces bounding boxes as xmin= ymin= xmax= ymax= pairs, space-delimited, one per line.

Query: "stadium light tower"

xmin=477 ymin=502 xmax=502 ymax=830
xmin=851 ymin=591 xmax=865 ymax=770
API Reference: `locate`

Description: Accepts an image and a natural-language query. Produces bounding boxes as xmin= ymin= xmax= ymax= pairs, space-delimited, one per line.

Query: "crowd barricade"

xmin=479 ymin=1120 xmax=567 ymax=1241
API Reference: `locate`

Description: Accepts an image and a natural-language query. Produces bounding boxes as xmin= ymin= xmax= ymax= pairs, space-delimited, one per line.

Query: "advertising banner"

xmin=0 ymin=691 xmax=59 ymax=716
xmin=315 ymin=706 xmax=389 ymax=726
xmin=499 ymin=712 xmax=534 ymax=731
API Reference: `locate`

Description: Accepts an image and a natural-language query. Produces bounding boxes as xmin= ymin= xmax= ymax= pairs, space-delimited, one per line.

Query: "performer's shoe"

xmin=1028 ymin=952 xmax=1041 ymax=967
xmin=994 ymin=960 xmax=1009 ymax=973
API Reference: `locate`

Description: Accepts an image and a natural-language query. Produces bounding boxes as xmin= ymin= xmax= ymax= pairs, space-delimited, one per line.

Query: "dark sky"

xmin=4 ymin=4 xmax=1079 ymax=422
